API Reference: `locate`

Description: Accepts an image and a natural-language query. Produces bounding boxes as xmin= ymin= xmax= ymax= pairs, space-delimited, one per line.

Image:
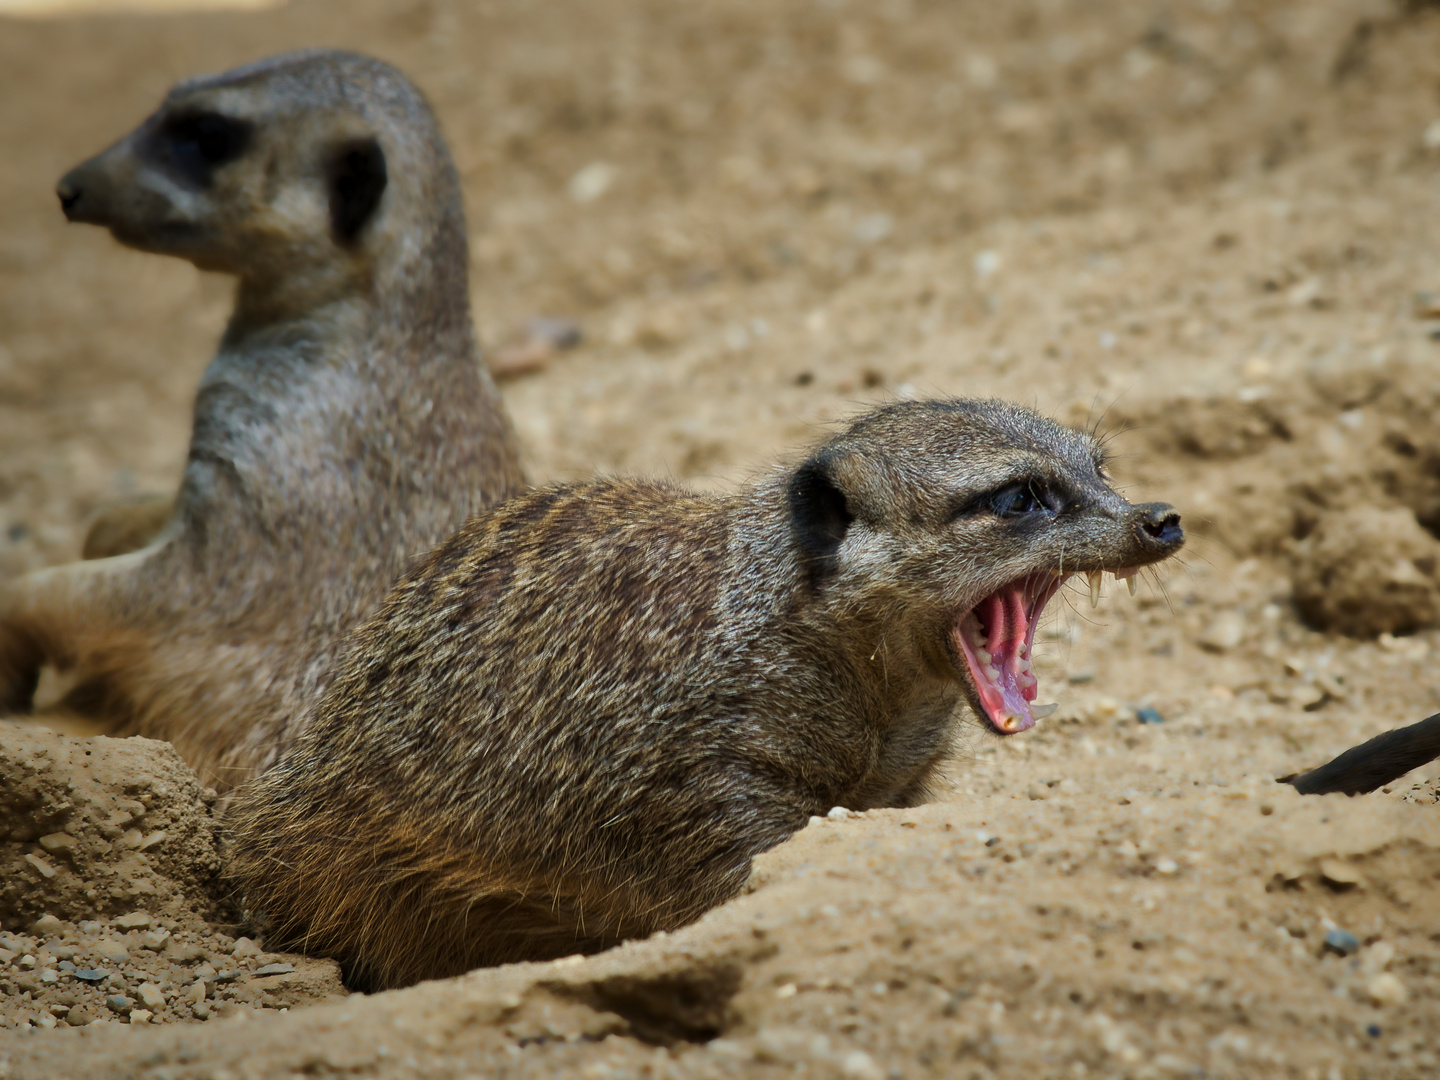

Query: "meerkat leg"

xmin=0 ymin=621 xmax=43 ymax=715
xmin=0 ymin=556 xmax=146 ymax=718
xmin=82 ymin=496 xmax=174 ymax=560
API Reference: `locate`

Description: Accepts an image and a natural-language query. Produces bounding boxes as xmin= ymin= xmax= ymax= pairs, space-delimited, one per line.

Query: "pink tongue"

xmin=953 ymin=581 xmax=1045 ymax=734
xmin=975 ymin=588 xmax=1037 ymax=718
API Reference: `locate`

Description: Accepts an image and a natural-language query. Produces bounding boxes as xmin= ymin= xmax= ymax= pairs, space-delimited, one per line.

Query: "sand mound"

xmin=1292 ymin=507 xmax=1440 ymax=637
xmin=2 ymin=778 xmax=1436 ymax=1076
xmin=0 ymin=724 xmax=345 ymax=1030
xmin=0 ymin=723 xmax=220 ymax=929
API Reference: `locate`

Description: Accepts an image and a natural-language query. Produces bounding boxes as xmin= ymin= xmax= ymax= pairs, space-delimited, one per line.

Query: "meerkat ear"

xmin=788 ymin=453 xmax=855 ymax=582
xmin=326 ymin=137 xmax=388 ymax=244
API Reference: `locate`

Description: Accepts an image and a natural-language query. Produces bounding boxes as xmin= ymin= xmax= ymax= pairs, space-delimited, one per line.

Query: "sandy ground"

xmin=1 ymin=0 xmax=1440 ymax=1076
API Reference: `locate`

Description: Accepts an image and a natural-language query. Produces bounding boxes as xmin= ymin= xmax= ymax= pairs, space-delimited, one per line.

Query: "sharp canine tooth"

xmin=1088 ymin=570 xmax=1103 ymax=608
xmin=1127 ymin=574 xmax=1138 ymax=596
xmin=1031 ymin=703 xmax=1059 ymax=719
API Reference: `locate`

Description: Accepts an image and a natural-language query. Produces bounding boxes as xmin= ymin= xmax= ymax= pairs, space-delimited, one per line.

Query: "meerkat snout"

xmin=1135 ymin=503 xmax=1183 ymax=546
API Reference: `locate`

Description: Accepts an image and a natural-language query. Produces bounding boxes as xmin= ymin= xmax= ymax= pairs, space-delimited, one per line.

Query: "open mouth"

xmin=951 ymin=568 xmax=1140 ymax=735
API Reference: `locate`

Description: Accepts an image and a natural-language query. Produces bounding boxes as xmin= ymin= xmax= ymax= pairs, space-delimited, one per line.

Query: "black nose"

xmin=1133 ymin=502 xmax=1183 ymax=550
xmin=56 ymin=177 xmax=83 ymax=219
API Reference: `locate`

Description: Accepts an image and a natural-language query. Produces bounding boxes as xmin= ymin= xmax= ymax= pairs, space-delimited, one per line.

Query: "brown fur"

xmin=0 ymin=51 xmax=525 ymax=789
xmin=227 ymin=399 xmax=1184 ymax=990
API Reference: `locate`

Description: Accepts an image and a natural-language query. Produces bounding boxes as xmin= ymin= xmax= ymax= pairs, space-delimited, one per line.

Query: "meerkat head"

xmin=55 ymin=50 xmax=458 ymax=308
xmin=787 ymin=399 xmax=1183 ymax=736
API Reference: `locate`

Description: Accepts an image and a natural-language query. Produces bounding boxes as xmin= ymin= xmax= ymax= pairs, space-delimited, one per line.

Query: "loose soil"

xmin=1 ymin=0 xmax=1439 ymax=1077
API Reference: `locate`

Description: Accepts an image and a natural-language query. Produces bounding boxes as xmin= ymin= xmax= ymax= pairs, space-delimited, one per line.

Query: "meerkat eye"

xmin=988 ymin=480 xmax=1055 ymax=519
xmin=951 ymin=479 xmax=1057 ymax=521
xmin=160 ymin=112 xmax=252 ymax=184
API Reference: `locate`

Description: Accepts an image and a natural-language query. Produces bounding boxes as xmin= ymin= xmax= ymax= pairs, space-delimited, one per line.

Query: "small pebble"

xmin=839 ymin=1050 xmax=884 ymax=1080
xmin=230 ymin=936 xmax=262 ymax=958
xmin=568 ymin=161 xmax=617 ymax=204
xmin=187 ymin=979 xmax=208 ymax=1004
xmin=1323 ymin=928 xmax=1360 ymax=955
xmin=29 ymin=915 xmax=63 ymax=936
xmin=140 ymin=930 xmax=170 ymax=951
xmin=1198 ymin=611 xmax=1246 ymax=652
xmin=1360 ymin=941 xmax=1396 ymax=976
xmin=826 ymin=806 xmax=853 ymax=820
xmin=1368 ymin=973 xmax=1408 ymax=1006
xmin=526 ymin=315 xmax=582 ymax=350
xmin=37 ymin=832 xmax=76 ymax=854
xmin=1154 ymin=858 xmax=1179 ymax=875
xmin=73 ymin=969 xmax=109 ymax=983
xmin=191 ymin=1001 xmax=211 ymax=1020
xmin=1317 ymin=858 xmax=1363 ymax=889
xmin=1136 ymin=706 xmax=1164 ymax=725
xmin=93 ymin=939 xmax=129 ymax=963
xmin=113 ymin=911 xmax=151 ymax=930
xmin=252 ymin=963 xmax=295 ymax=977
xmin=1026 ymin=783 xmax=1049 ymax=801
xmin=105 ymin=994 xmax=132 ymax=1015
xmin=137 ymin=982 xmax=166 ymax=1009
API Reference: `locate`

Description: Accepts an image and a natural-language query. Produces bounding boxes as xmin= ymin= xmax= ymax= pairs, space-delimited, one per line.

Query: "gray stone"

xmin=1324 ymin=928 xmax=1360 ymax=956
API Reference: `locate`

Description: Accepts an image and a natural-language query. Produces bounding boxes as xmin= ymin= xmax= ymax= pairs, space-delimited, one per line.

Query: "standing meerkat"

xmin=0 ymin=50 xmax=525 ymax=788
xmin=228 ymin=399 xmax=1185 ymax=990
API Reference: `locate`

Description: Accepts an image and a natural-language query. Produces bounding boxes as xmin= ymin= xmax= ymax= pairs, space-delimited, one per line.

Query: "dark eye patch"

xmin=953 ymin=478 xmax=1063 ymax=521
xmin=159 ymin=112 xmax=251 ymax=185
